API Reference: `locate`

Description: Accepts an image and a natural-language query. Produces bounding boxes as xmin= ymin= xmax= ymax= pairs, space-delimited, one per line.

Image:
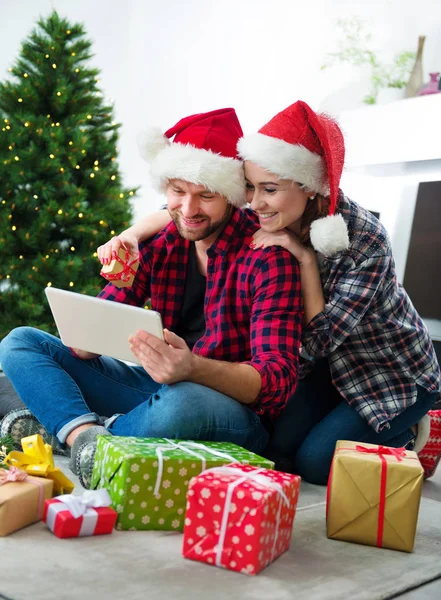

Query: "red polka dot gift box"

xmin=182 ymin=463 xmax=301 ymax=575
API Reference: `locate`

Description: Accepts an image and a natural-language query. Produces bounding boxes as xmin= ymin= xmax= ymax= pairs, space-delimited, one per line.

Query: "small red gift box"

xmin=182 ymin=463 xmax=301 ymax=575
xmin=43 ymin=489 xmax=117 ymax=538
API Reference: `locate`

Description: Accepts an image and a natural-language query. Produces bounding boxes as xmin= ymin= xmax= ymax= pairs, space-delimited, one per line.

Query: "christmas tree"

xmin=0 ymin=11 xmax=135 ymax=340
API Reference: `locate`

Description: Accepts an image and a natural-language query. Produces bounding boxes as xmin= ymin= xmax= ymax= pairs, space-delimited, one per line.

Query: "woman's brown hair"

xmin=298 ymin=194 xmax=330 ymax=247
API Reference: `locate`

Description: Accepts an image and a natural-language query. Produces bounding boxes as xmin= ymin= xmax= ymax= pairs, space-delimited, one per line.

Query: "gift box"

xmin=5 ymin=434 xmax=74 ymax=495
xmin=43 ymin=489 xmax=118 ymax=538
xmin=182 ymin=463 xmax=301 ymax=575
xmin=0 ymin=466 xmax=53 ymax=536
xmin=91 ymin=436 xmax=274 ymax=531
xmin=100 ymin=247 xmax=139 ymax=288
xmin=326 ymin=440 xmax=424 ymax=552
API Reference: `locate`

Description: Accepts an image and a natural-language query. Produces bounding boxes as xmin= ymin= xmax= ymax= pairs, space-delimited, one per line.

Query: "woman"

xmin=98 ymin=100 xmax=441 ymax=484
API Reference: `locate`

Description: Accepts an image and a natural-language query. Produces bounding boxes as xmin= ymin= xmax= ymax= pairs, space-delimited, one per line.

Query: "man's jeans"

xmin=265 ymin=359 xmax=439 ymax=485
xmin=0 ymin=327 xmax=269 ymax=454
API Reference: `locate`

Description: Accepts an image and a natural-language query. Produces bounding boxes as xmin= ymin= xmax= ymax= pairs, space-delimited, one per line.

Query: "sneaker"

xmin=0 ymin=408 xmax=66 ymax=456
xmin=416 ymin=410 xmax=441 ymax=478
xmin=69 ymin=425 xmax=110 ymax=489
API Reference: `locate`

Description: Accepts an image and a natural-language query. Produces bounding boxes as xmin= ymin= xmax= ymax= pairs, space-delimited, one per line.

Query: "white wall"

xmin=2 ymin=0 xmax=441 ymax=219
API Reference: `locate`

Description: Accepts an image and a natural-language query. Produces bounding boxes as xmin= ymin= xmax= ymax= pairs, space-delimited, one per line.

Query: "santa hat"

xmin=237 ymin=101 xmax=349 ymax=254
xmin=138 ymin=108 xmax=246 ymax=207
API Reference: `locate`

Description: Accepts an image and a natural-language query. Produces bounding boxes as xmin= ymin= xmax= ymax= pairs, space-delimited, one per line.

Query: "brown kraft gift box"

xmin=0 ymin=470 xmax=54 ymax=536
xmin=326 ymin=440 xmax=423 ymax=552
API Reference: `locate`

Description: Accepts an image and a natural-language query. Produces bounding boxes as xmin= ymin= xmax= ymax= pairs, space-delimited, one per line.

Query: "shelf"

xmin=337 ymin=94 xmax=441 ymax=168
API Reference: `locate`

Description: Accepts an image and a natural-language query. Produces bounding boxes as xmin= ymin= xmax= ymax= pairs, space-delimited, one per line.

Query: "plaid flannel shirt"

xmin=98 ymin=208 xmax=302 ymax=421
xmin=298 ymin=194 xmax=441 ymax=433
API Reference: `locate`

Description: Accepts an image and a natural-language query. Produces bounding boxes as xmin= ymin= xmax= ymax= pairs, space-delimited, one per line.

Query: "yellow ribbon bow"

xmin=4 ymin=434 xmax=74 ymax=495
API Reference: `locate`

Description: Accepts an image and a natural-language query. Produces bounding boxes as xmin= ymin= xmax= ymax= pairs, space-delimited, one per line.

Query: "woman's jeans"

xmin=266 ymin=359 xmax=439 ymax=485
xmin=0 ymin=327 xmax=269 ymax=454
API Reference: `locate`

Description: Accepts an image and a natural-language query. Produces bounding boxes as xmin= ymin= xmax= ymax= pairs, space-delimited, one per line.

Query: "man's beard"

xmin=169 ymin=205 xmax=232 ymax=241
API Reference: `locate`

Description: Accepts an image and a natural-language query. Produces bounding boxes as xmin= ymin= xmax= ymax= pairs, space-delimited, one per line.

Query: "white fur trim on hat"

xmin=237 ymin=133 xmax=329 ymax=196
xmin=137 ymin=127 xmax=170 ymax=163
xmin=310 ymin=214 xmax=349 ymax=255
xmin=149 ymin=143 xmax=246 ymax=207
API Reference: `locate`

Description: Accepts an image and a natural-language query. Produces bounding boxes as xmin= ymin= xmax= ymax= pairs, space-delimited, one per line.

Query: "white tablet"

xmin=45 ymin=287 xmax=164 ymax=365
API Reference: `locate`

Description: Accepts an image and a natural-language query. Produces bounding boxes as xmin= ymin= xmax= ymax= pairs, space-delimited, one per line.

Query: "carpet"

xmin=1 ymin=460 xmax=440 ymax=600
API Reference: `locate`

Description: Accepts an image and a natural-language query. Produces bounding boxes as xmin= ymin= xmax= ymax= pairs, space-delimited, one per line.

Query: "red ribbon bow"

xmin=102 ymin=249 xmax=139 ymax=283
xmin=355 ymin=445 xmax=406 ymax=462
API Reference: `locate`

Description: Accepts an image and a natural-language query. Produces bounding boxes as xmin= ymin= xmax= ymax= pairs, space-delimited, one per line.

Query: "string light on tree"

xmin=0 ymin=10 xmax=134 ymax=338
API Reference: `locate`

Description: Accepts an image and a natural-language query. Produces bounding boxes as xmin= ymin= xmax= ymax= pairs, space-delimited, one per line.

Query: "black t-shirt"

xmin=174 ymin=243 xmax=206 ymax=349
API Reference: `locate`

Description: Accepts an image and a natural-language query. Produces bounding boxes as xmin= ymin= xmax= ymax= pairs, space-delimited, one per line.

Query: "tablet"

xmin=45 ymin=287 xmax=164 ymax=365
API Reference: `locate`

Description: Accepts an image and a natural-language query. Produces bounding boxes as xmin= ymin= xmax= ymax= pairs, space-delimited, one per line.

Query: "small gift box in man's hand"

xmin=100 ymin=247 xmax=139 ymax=288
xmin=43 ymin=489 xmax=118 ymax=538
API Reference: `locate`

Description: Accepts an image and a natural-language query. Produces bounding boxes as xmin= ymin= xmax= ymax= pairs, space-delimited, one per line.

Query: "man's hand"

xmin=129 ymin=329 xmax=194 ymax=384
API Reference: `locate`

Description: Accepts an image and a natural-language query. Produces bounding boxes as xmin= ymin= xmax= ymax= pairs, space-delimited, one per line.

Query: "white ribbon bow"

xmin=54 ymin=489 xmax=112 ymax=519
xmin=151 ymin=439 xmax=237 ymax=496
xmin=99 ymin=438 xmax=237 ymax=497
xmin=202 ymin=466 xmax=290 ymax=567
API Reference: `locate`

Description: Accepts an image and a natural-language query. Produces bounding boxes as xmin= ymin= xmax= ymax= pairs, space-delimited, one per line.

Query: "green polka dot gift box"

xmin=90 ymin=436 xmax=274 ymax=531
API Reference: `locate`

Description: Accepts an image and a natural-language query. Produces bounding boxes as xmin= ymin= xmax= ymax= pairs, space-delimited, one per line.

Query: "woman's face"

xmin=244 ymin=161 xmax=310 ymax=233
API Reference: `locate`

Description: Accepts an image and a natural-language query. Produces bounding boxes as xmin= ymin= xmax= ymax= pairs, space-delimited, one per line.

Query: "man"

xmin=0 ymin=108 xmax=303 ymax=488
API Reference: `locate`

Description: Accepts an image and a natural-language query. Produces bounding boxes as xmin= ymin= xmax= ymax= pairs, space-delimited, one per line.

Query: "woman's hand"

xmin=251 ymin=229 xmax=315 ymax=266
xmin=97 ymin=232 xmax=139 ymax=266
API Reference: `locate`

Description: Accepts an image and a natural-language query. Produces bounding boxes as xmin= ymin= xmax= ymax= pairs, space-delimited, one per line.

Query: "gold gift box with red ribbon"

xmin=326 ymin=440 xmax=424 ymax=552
xmin=100 ymin=247 xmax=139 ymax=288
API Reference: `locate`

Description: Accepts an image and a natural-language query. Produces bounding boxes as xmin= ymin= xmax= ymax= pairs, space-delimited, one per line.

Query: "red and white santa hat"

xmin=237 ymin=100 xmax=349 ymax=254
xmin=138 ymin=108 xmax=246 ymax=207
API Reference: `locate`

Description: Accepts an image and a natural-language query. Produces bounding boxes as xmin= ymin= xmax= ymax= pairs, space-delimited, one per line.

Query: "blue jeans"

xmin=0 ymin=327 xmax=269 ymax=454
xmin=265 ymin=359 xmax=438 ymax=485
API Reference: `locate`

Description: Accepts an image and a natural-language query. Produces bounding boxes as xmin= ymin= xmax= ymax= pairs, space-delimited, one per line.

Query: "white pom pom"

xmin=137 ymin=127 xmax=170 ymax=163
xmin=310 ymin=213 xmax=349 ymax=255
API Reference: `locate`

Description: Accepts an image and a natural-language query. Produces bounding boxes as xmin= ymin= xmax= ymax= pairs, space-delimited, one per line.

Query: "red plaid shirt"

xmin=98 ymin=208 xmax=303 ymax=420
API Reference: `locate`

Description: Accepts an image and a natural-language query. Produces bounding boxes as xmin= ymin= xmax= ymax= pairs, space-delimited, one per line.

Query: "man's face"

xmin=166 ymin=179 xmax=232 ymax=242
